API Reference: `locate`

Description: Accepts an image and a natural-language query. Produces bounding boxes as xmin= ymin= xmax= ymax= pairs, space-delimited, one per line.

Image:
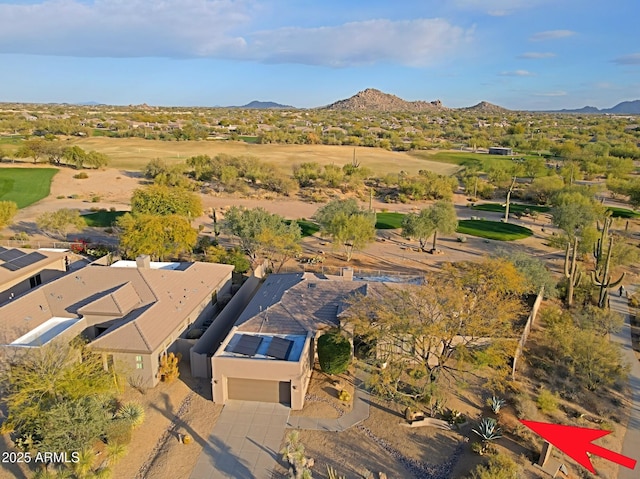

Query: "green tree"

xmin=223 ymin=206 xmax=301 ymax=265
xmin=36 ymin=208 xmax=86 ymax=238
xmin=545 ymin=310 xmax=627 ymax=391
xmin=37 ymin=396 xmax=111 ymax=453
xmin=1 ymin=342 xmax=116 ymax=453
xmin=63 ymin=145 xmax=87 ymax=168
xmin=204 ymin=245 xmax=251 ymax=273
xmin=403 ymin=200 xmax=458 ymax=252
xmin=131 ymin=185 xmax=202 ymax=218
xmin=117 ymin=213 xmax=198 ymax=261
xmin=15 ymin=138 xmax=49 ymax=164
xmin=496 ymin=250 xmax=557 ymax=297
xmin=0 ymin=201 xmax=18 ymax=228
xmin=551 ymin=190 xmax=603 ymax=305
xmin=84 ymin=150 xmax=110 ymax=169
xmin=344 ymin=259 xmax=525 ymax=402
xmin=402 ymin=209 xmax=435 ymax=252
xmin=315 ymin=199 xmax=376 ymax=261
xmin=317 ymin=329 xmax=351 ymax=375
xmin=144 ymin=158 xmax=169 ymax=179
xmin=427 ymin=200 xmax=458 ymax=250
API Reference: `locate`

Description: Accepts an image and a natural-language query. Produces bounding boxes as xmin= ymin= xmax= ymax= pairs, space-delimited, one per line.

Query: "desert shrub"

xmin=73 ymin=172 xmax=89 ymax=179
xmin=91 ymin=195 xmax=101 ymax=203
xmin=536 ymin=389 xmax=558 ymax=414
xmin=469 ymin=454 xmax=521 ymax=478
xmin=317 ymin=328 xmax=351 ymax=375
xmin=514 ymin=394 xmax=538 ymax=420
xmin=338 ymin=390 xmax=351 ymax=402
xmin=104 ymin=419 xmax=132 ymax=445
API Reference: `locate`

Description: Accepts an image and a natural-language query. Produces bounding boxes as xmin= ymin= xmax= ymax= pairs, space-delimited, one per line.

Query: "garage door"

xmin=227 ymin=378 xmax=291 ymax=405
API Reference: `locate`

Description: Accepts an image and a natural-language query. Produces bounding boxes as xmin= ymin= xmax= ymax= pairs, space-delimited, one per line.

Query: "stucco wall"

xmin=212 ymin=333 xmax=312 ymax=410
xmin=191 ymin=274 xmax=263 ymax=378
xmin=0 ymin=260 xmax=67 ymax=304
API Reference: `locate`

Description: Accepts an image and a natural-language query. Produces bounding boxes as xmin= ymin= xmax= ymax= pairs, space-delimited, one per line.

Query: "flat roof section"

xmin=110 ymin=260 xmax=182 ymax=270
xmin=222 ymin=333 xmax=306 ymax=362
xmin=9 ymin=317 xmax=82 ymax=348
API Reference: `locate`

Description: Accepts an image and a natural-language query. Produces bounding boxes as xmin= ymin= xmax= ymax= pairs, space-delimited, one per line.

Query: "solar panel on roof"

xmin=0 ymin=246 xmax=7 ymax=253
xmin=0 ymin=249 xmax=25 ymax=262
xmin=9 ymin=252 xmax=47 ymax=269
xmin=266 ymin=337 xmax=293 ymax=360
xmin=228 ymin=334 xmax=263 ymax=356
xmin=0 ymin=262 xmax=21 ymax=271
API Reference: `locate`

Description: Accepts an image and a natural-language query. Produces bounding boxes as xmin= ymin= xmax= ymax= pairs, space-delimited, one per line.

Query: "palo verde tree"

xmin=36 ymin=208 xmax=86 ymax=239
xmin=117 ymin=213 xmax=198 ymax=261
xmin=223 ymin=206 xmax=302 ymax=269
xmin=0 ymin=201 xmax=18 ymax=229
xmin=343 ymin=258 xmax=525 ymax=403
xmin=402 ymin=200 xmax=458 ymax=252
xmin=118 ymin=185 xmax=201 ymax=260
xmin=131 ymin=184 xmax=202 ymax=218
xmin=315 ymin=198 xmax=376 ymax=262
xmin=551 ymin=189 xmax=603 ymax=306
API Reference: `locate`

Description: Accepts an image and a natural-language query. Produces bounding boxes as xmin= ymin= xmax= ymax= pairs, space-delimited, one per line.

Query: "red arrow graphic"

xmin=520 ymin=420 xmax=637 ymax=473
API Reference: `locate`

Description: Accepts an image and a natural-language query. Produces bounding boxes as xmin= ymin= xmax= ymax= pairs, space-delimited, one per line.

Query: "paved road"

xmin=610 ymin=286 xmax=640 ymax=479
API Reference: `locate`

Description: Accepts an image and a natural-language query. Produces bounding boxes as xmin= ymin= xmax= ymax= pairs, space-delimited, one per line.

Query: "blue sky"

xmin=0 ymin=0 xmax=638 ymax=110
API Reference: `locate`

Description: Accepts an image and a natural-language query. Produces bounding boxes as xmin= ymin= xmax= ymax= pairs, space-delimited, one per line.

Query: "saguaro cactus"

xmin=564 ymin=237 xmax=582 ymax=307
xmin=591 ymin=237 xmax=624 ymax=308
xmin=593 ymin=217 xmax=612 ymax=268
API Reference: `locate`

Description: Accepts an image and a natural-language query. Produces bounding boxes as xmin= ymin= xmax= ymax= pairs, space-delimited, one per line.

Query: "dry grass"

xmin=66 ymin=137 xmax=460 ymax=175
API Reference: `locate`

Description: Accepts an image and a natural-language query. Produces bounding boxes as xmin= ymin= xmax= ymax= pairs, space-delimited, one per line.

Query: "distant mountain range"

xmin=71 ymin=91 xmax=640 ymax=114
xmin=230 ymin=100 xmax=294 ymax=109
xmin=323 ymin=88 xmax=446 ymax=112
xmin=548 ymin=100 xmax=640 ymax=114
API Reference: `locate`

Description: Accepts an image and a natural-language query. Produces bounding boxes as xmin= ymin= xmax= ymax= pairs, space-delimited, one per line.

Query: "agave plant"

xmin=115 ymin=401 xmax=146 ymax=429
xmin=490 ymin=396 xmax=506 ymax=414
xmin=472 ymin=417 xmax=503 ymax=443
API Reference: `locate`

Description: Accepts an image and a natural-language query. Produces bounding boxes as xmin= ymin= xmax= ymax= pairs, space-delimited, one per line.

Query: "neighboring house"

xmin=0 ymin=247 xmax=69 ymax=304
xmin=488 ymin=147 xmax=513 ymax=156
xmin=0 ymin=256 xmax=233 ymax=388
xmin=212 ymin=270 xmax=382 ymax=410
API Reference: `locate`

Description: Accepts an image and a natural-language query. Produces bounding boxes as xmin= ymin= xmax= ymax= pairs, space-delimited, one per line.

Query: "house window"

xmin=29 ymin=274 xmax=42 ymax=289
xmin=135 ymin=355 xmax=143 ymax=369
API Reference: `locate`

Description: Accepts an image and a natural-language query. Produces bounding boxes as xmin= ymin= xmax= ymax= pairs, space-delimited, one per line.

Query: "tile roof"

xmin=0 ymin=262 xmax=233 ymax=353
xmin=235 ymin=273 xmax=369 ymax=335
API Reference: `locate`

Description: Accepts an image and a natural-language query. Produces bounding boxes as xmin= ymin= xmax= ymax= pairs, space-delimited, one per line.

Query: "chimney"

xmin=341 ymin=267 xmax=354 ymax=281
xmin=136 ymin=255 xmax=151 ymax=269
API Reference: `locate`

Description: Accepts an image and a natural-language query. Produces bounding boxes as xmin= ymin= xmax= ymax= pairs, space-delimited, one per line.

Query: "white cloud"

xmin=237 ymin=19 xmax=473 ymax=67
xmin=518 ymin=52 xmax=556 ymax=59
xmin=535 ymin=91 xmax=567 ymax=96
xmin=613 ymin=53 xmax=640 ymax=65
xmin=0 ymin=0 xmax=253 ymax=57
xmin=529 ymin=30 xmax=576 ymax=41
xmin=499 ymin=70 xmax=535 ymax=77
xmin=0 ymin=1 xmax=473 ymax=67
xmin=453 ymin=0 xmax=551 ymax=15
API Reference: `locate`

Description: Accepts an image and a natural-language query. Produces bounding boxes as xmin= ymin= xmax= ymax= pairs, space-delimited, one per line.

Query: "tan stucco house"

xmin=0 ymin=247 xmax=68 ymax=304
xmin=212 ymin=271 xmax=370 ymax=410
xmin=0 ymin=256 xmax=233 ymax=388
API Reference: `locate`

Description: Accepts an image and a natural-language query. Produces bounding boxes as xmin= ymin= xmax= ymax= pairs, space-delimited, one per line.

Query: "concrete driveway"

xmin=189 ymin=401 xmax=290 ymax=479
